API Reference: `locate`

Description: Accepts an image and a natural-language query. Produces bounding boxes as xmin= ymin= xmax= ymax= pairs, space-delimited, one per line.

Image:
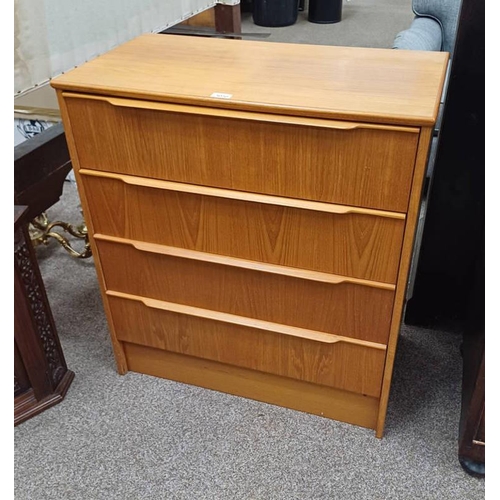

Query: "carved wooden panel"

xmin=14 ymin=205 xmax=74 ymax=425
xmin=14 ymin=239 xmax=65 ymax=386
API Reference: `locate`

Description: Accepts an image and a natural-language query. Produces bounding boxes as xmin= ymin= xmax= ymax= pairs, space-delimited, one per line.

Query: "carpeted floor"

xmin=241 ymin=0 xmax=415 ymax=48
xmin=15 ymin=4 xmax=485 ymax=498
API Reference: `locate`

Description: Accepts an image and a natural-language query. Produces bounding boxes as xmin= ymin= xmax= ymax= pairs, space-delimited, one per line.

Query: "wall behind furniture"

xmin=14 ymin=0 xmax=225 ymax=95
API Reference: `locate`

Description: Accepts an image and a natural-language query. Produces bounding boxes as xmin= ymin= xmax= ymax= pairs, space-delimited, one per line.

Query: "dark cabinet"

xmin=14 ymin=206 xmax=74 ymax=425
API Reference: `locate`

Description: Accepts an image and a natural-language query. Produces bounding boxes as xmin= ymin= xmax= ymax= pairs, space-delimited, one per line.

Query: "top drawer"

xmin=64 ymin=94 xmax=420 ymax=213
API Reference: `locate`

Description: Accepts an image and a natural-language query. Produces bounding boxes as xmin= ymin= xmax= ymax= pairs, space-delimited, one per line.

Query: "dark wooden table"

xmin=14 ymin=124 xmax=76 ymax=425
xmin=15 ymin=205 xmax=74 ymax=425
xmin=14 ymin=123 xmax=72 ymax=221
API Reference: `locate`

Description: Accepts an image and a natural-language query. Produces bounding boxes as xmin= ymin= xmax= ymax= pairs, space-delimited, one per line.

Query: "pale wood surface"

xmin=51 ymin=34 xmax=448 ymax=126
xmin=68 ymin=96 xmax=418 ymax=212
xmin=63 ymin=93 xmax=421 ymax=134
xmin=81 ymin=170 xmax=406 ymax=221
xmin=109 ymin=294 xmax=386 ymax=396
xmin=180 ymin=7 xmax=215 ymax=27
xmin=82 ymin=173 xmax=405 ymax=283
xmin=55 ymin=91 xmax=128 ymax=374
xmin=375 ymin=127 xmax=434 ymax=438
xmin=94 ymin=234 xmax=397 ymax=291
xmin=123 ymin=342 xmax=380 ymax=429
xmin=107 ymin=290 xmax=386 ymax=351
xmin=97 ymin=238 xmax=395 ymax=344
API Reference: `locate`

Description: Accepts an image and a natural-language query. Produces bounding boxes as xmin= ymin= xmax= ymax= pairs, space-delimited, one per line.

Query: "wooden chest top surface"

xmin=51 ymin=34 xmax=448 ymax=126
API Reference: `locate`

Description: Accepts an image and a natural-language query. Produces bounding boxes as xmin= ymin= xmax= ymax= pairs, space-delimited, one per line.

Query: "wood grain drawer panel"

xmin=108 ymin=294 xmax=386 ymax=397
xmin=83 ymin=174 xmax=405 ymax=283
xmin=122 ymin=342 xmax=380 ymax=430
xmin=66 ymin=95 xmax=419 ymax=212
xmin=96 ymin=238 xmax=395 ymax=344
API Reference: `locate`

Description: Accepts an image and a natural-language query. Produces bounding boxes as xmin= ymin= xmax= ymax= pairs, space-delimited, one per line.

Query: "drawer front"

xmin=108 ymin=294 xmax=386 ymax=397
xmin=66 ymin=95 xmax=419 ymax=212
xmin=83 ymin=173 xmax=405 ymax=283
xmin=97 ymin=238 xmax=395 ymax=344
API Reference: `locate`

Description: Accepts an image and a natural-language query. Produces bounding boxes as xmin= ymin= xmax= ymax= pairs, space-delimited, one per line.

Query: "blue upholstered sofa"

xmin=393 ymin=0 xmax=462 ymax=54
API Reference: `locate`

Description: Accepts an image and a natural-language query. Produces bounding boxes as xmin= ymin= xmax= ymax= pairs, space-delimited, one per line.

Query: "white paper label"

xmin=210 ymin=92 xmax=232 ymax=99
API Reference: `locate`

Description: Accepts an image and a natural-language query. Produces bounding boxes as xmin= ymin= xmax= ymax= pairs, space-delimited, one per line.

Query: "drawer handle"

xmin=107 ymin=290 xmax=387 ymax=351
xmin=63 ymin=92 xmax=420 ymax=134
xmin=101 ymin=96 xmax=360 ymax=130
xmin=81 ymin=169 xmax=406 ymax=221
xmin=95 ymin=234 xmax=396 ymax=291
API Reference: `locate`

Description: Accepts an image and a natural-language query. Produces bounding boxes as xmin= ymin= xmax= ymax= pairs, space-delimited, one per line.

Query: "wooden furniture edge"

xmin=14 ymin=215 xmax=73 ymax=403
xmin=80 ymin=169 xmax=406 ymax=220
xmin=180 ymin=7 xmax=216 ymax=28
xmin=459 ymin=355 xmax=485 ymax=463
xmin=14 ymin=122 xmax=72 ymax=221
xmin=51 ymin=91 xmax=441 ymax=129
xmin=123 ymin=342 xmax=379 ymax=430
xmin=214 ymin=3 xmax=241 ymax=34
xmin=14 ymin=370 xmax=75 ymax=426
xmin=430 ymin=52 xmax=451 ymax=128
xmin=107 ymin=290 xmax=387 ymax=350
xmin=94 ymin=234 xmax=396 ymax=291
xmin=56 ymin=90 xmax=128 ymax=374
xmin=179 ymin=4 xmax=241 ymax=34
xmin=61 ymin=93 xmax=420 ymax=134
xmin=375 ymin=127 xmax=434 ymax=438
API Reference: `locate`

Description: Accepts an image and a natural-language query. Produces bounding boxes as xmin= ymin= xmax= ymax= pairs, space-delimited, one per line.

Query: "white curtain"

xmin=14 ymin=0 xmax=219 ymax=95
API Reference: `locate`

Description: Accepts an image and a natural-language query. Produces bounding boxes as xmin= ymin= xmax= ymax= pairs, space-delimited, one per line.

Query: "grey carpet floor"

xmin=15 ymin=5 xmax=484 ymax=498
xmin=241 ymin=0 xmax=415 ymax=48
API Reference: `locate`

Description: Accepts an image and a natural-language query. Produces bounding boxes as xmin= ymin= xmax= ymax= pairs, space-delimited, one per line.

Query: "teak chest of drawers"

xmin=52 ymin=35 xmax=448 ymax=437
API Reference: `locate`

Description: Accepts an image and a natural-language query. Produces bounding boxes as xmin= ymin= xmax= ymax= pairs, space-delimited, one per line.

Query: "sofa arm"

xmin=393 ymin=16 xmax=442 ymax=51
